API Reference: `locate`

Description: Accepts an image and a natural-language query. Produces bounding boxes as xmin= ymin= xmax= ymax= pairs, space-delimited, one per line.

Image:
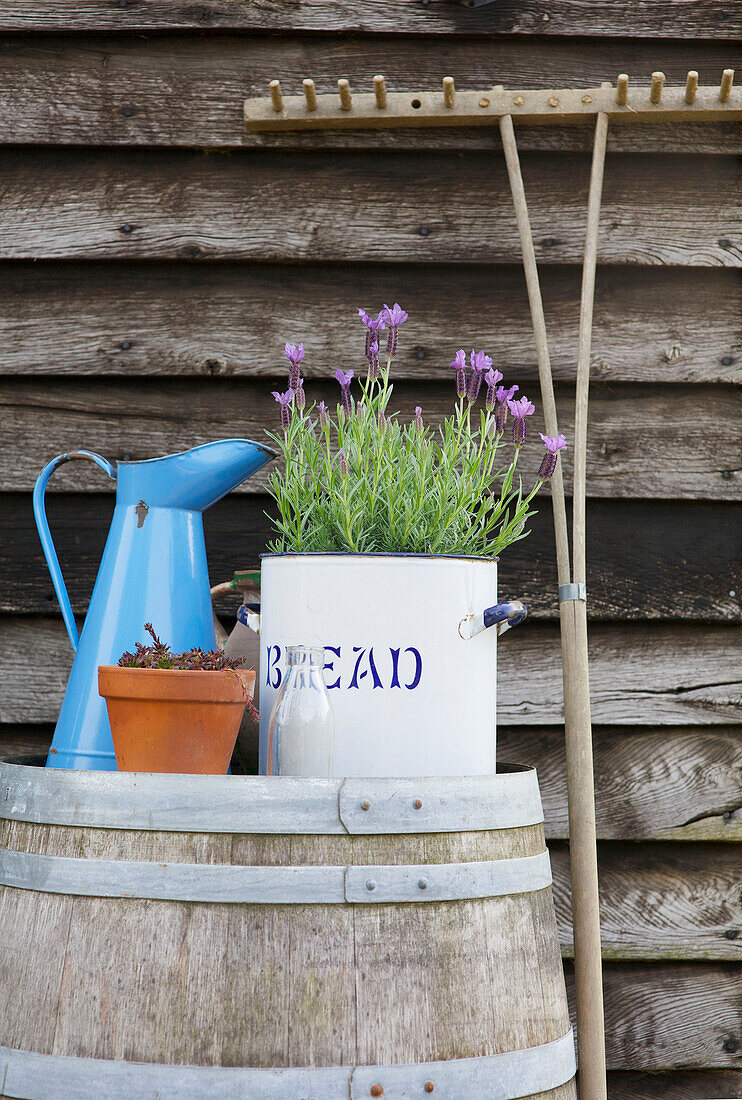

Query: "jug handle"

xmin=33 ymin=451 xmax=117 ymax=651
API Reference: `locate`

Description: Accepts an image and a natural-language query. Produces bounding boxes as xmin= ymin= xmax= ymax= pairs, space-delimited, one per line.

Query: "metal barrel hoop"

xmin=0 ymin=761 xmax=544 ymax=834
xmin=0 ymin=1031 xmax=576 ymax=1100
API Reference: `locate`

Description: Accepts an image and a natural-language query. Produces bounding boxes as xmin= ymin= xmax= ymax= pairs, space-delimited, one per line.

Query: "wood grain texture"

xmin=552 ymin=842 xmax=742 ymax=960
xmin=3 ymin=261 xmax=739 ymax=384
xmin=500 ymin=623 xmax=742 ymax=726
xmin=0 ymin=36 xmax=739 ymax=149
xmin=499 ymin=726 xmax=742 ymax=842
xmin=0 ymin=888 xmax=74 ymax=1054
xmin=1 ymin=818 xmax=545 ymax=864
xmin=4 ymin=492 xmax=740 ymax=621
xmin=2 ymin=618 xmax=739 ymax=727
xmin=0 ymin=1 xmax=737 ymax=38
xmin=576 ymin=962 xmax=742 ymax=1070
xmin=0 ymin=149 xmax=738 ymax=267
xmin=3 ymin=379 xmax=740 ymax=501
xmin=607 ymin=1070 xmax=742 ymax=1098
xmin=0 ymin=818 xmax=573 ymax=1086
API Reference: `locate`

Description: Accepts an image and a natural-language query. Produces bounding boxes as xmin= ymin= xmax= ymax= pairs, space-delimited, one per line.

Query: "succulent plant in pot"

xmin=256 ymin=305 xmax=567 ymax=779
xmin=98 ymin=624 xmax=257 ymax=774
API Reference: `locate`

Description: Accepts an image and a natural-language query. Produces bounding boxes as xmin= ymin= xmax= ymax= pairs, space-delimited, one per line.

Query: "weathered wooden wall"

xmin=0 ymin=5 xmax=740 ymax=1096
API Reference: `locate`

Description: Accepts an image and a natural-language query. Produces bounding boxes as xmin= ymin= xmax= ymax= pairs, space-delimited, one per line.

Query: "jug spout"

xmin=116 ymin=439 xmax=276 ymax=511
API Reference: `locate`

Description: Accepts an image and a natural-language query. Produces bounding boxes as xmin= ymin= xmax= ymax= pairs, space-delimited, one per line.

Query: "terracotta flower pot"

xmin=98 ymin=666 xmax=256 ymax=774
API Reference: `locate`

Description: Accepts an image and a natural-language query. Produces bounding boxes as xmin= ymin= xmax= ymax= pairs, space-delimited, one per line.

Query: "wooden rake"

xmin=245 ymin=71 xmax=741 ymax=1100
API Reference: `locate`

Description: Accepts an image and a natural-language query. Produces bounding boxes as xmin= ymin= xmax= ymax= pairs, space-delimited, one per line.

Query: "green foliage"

xmin=265 ymin=370 xmax=545 ymax=559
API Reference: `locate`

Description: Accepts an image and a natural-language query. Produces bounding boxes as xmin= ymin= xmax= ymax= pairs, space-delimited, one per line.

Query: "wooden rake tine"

xmin=498 ymin=109 xmax=609 ymax=1100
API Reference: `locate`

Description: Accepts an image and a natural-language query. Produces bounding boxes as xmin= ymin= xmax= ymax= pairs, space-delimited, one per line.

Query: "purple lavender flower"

xmin=451 ymin=349 xmax=467 ymax=399
xmin=272 ymin=388 xmax=295 ymax=431
xmin=538 ymin=433 xmax=568 ymax=480
xmin=335 ymin=368 xmax=354 ymax=416
xmin=414 ymin=405 xmax=423 ymax=430
xmin=284 ymin=342 xmax=305 ymax=389
xmin=381 ymin=302 xmax=408 ymax=358
xmin=337 ymin=448 xmax=348 ymax=478
xmin=317 ymin=400 xmax=329 ymax=429
xmin=358 ymin=307 xmax=386 ymax=363
xmin=494 ymin=383 xmax=519 ymax=432
xmin=466 ymin=349 xmax=492 ymax=403
xmin=507 ymin=395 xmax=536 ymax=447
xmin=358 ymin=307 xmax=386 ymax=334
xmin=367 ymin=338 xmax=380 ymax=381
xmin=383 ymin=302 xmax=408 ymax=327
xmin=484 ymin=367 xmax=504 ymax=410
xmin=295 ymin=376 xmax=305 ymax=411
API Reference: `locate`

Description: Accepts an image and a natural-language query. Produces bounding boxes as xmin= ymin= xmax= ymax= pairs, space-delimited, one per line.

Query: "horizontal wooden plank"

xmin=553 ymin=842 xmax=742 ymax=960
xmin=0 ymin=149 xmax=738 ymax=266
xmin=505 ymin=623 xmax=741 ymax=726
xmin=3 ymin=262 xmax=739 ymax=384
xmin=0 ymin=726 xmax=50 ymax=761
xmin=499 ymin=726 xmax=742 ymax=841
xmin=573 ymin=963 xmax=742 ymax=1069
xmin=2 ymin=619 xmax=739 ymax=726
xmin=3 ymin=492 xmax=739 ymax=622
xmin=2 ymin=379 xmax=739 ymax=501
xmin=0 ymin=36 xmax=739 ymax=150
xmin=0 ymin=2 xmax=737 ymax=38
xmin=216 ymin=123 xmax=742 ymax=157
xmin=608 ymin=1070 xmax=742 ymax=1099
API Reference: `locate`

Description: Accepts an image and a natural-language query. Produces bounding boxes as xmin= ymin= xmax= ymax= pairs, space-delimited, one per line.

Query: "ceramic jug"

xmin=34 ymin=440 xmax=274 ymax=770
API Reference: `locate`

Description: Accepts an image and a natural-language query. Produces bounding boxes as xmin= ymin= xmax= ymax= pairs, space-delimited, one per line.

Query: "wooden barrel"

xmin=0 ymin=758 xmax=576 ymax=1100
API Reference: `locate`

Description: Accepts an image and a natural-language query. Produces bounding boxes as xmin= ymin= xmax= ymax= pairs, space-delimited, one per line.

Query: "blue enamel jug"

xmin=34 ymin=440 xmax=274 ymax=770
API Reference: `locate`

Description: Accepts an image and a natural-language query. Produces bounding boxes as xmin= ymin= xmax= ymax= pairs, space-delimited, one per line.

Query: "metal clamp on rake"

xmin=558 ymin=584 xmax=587 ymax=604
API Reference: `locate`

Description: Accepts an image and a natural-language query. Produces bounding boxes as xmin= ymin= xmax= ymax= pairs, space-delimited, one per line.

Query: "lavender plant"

xmin=265 ymin=305 xmax=566 ymax=558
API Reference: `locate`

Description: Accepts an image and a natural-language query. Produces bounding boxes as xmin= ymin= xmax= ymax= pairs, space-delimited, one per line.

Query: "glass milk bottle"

xmin=267 ymin=646 xmax=334 ymax=776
